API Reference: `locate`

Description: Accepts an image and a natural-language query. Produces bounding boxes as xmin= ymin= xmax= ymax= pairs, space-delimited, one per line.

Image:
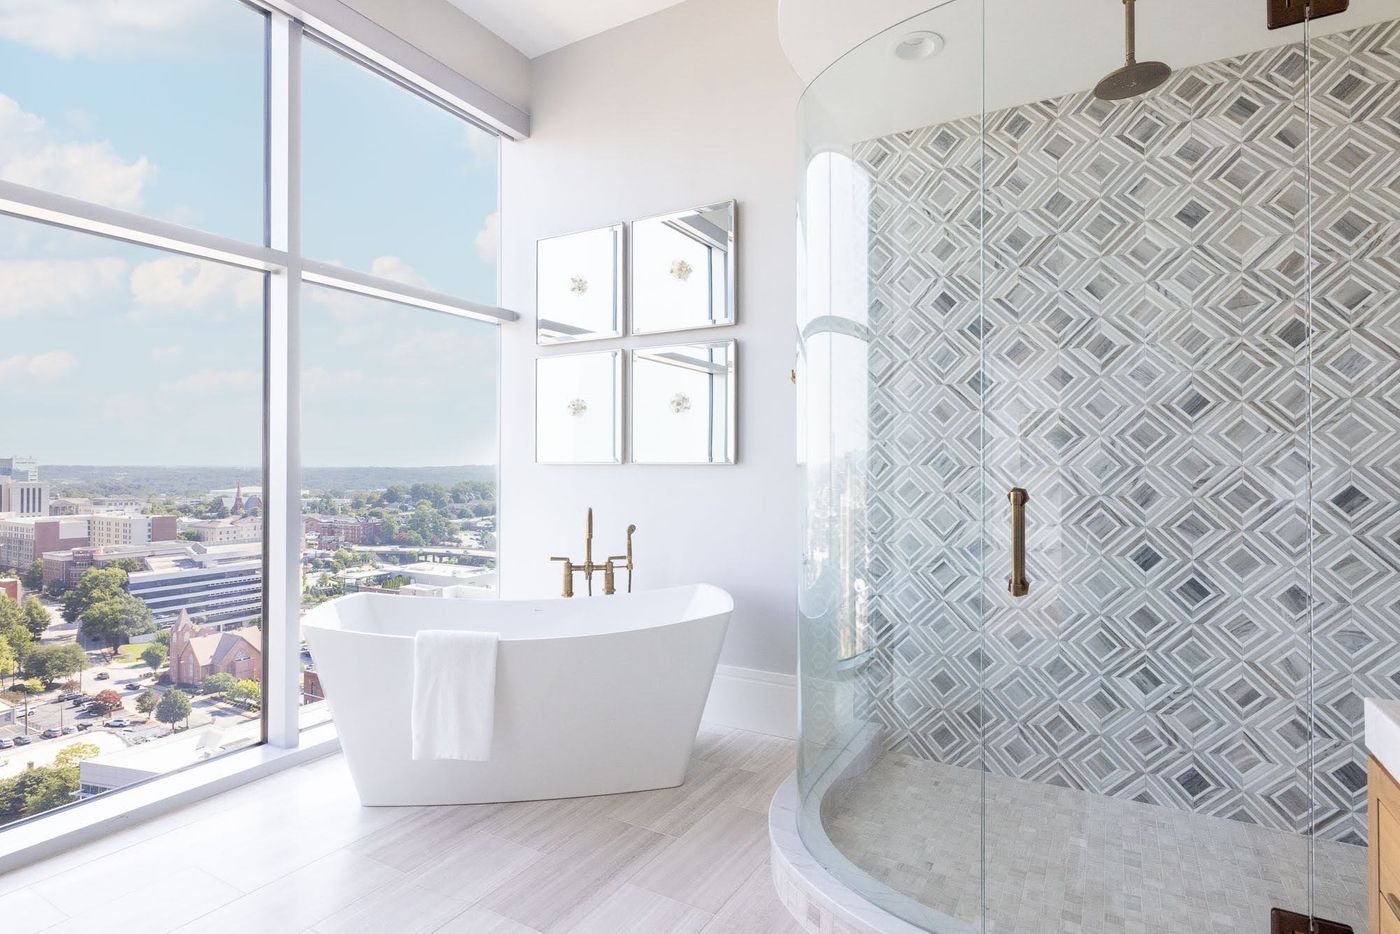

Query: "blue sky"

xmin=0 ymin=0 xmax=499 ymax=468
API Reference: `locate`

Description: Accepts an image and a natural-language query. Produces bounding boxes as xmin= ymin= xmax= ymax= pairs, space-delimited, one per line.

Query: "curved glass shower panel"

xmin=798 ymin=2 xmax=1396 ymax=932
xmin=796 ymin=2 xmax=986 ymax=929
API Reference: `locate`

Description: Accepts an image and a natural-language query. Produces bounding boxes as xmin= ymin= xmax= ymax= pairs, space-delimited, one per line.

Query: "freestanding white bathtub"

xmin=302 ymin=584 xmax=733 ymax=806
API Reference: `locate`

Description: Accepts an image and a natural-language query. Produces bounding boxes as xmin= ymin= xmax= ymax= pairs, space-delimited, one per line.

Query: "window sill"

xmin=0 ymin=723 xmax=339 ymax=875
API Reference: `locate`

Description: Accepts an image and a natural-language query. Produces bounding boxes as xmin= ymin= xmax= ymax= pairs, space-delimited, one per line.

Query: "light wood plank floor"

xmin=1 ymin=725 xmax=803 ymax=934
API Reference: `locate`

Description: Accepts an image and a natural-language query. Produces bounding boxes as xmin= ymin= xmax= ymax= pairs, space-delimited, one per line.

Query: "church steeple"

xmin=232 ymin=484 xmax=244 ymax=515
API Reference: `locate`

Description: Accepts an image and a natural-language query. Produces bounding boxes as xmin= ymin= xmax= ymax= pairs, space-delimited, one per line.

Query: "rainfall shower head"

xmin=1093 ymin=0 xmax=1172 ymax=101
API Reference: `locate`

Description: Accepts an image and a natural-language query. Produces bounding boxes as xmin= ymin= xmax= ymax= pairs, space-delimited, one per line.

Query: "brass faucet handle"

xmin=549 ymin=556 xmax=575 ymax=598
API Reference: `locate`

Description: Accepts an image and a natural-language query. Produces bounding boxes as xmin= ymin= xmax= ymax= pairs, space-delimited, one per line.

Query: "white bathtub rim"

xmin=304 ymin=582 xmax=735 ymax=644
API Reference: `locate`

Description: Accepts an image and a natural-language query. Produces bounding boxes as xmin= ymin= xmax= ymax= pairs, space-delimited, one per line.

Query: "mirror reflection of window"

xmin=632 ymin=202 xmax=735 ymax=335
xmin=631 ymin=342 xmax=736 ymax=465
xmin=536 ymin=225 xmax=623 ymax=344
xmin=536 ymin=351 xmax=623 ymax=464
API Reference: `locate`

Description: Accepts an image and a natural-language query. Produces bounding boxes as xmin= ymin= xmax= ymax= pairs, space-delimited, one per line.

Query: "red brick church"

xmin=168 ymin=610 xmax=262 ymax=687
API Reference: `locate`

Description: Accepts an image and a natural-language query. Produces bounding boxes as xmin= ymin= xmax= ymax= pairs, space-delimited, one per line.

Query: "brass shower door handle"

xmin=1008 ymin=488 xmax=1029 ymax=597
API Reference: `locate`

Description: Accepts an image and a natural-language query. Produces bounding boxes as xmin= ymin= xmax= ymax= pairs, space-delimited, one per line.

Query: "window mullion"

xmin=265 ymin=12 xmax=302 ymax=748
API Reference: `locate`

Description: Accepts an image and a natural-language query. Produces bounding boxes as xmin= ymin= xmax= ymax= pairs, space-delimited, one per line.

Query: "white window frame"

xmin=0 ymin=0 xmax=521 ymax=865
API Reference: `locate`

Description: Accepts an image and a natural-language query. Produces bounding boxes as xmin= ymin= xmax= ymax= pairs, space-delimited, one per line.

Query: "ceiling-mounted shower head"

xmin=1094 ymin=0 xmax=1172 ymax=101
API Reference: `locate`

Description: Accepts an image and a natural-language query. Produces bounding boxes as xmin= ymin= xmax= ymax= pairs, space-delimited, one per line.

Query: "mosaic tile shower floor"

xmin=823 ymin=754 xmax=1366 ymax=934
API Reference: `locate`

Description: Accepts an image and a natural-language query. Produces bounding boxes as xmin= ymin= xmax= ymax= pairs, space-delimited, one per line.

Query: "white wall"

xmin=498 ymin=0 xmax=805 ymax=687
xmin=340 ymin=0 xmax=530 ymax=112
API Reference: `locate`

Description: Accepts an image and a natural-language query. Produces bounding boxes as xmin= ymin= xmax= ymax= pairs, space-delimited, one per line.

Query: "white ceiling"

xmin=786 ymin=0 xmax=1400 ymax=145
xmin=444 ymin=0 xmax=689 ymax=57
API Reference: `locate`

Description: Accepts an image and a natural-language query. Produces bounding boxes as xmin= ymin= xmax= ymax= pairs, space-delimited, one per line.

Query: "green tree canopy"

xmin=62 ymin=566 xmax=128 ymax=624
xmin=0 ymin=743 xmax=101 ymax=818
xmin=20 ymin=596 xmax=49 ymax=638
xmin=155 ymin=688 xmax=193 ymax=729
xmin=21 ymin=643 xmax=86 ymax=686
xmin=0 ymin=638 xmax=16 ymax=682
xmin=140 ymin=643 xmax=167 ymax=674
xmin=201 ymin=672 xmax=238 ymax=696
xmin=14 ymin=677 xmax=45 ymax=696
xmin=78 ymin=594 xmax=154 ymax=651
xmin=230 ymin=679 xmax=261 ymax=708
xmin=135 ymin=688 xmax=160 ymax=716
xmin=21 ymin=560 xmax=43 ymax=590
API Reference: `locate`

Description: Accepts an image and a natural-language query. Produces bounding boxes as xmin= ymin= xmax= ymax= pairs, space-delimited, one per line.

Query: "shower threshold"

xmin=821 ymin=754 xmax=1366 ymax=934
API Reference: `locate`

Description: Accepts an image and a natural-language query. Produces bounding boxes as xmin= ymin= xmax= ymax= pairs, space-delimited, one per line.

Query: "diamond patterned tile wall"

xmin=853 ymin=19 xmax=1400 ymax=846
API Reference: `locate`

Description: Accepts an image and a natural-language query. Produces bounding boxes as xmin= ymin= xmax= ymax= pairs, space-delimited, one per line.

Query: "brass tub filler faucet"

xmin=551 ymin=508 xmax=636 ymax=597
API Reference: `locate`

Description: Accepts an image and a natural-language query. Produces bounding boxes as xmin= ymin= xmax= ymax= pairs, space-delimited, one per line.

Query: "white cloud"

xmin=0 ymin=95 xmax=153 ymax=209
xmin=148 ymin=344 xmax=184 ymax=361
xmin=461 ymin=127 xmax=497 ymax=168
xmin=0 ymin=350 xmax=78 ymax=381
xmin=129 ymin=256 xmax=261 ymax=314
xmin=474 ymin=212 xmax=500 ymax=264
xmin=162 ymin=368 xmax=259 ymax=394
xmin=369 ymin=255 xmax=428 ymax=289
xmin=0 ymin=256 xmax=126 ymax=318
xmin=0 ymin=0 xmax=210 ymax=59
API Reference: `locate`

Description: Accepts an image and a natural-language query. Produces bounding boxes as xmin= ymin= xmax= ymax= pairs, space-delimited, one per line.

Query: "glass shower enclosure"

xmin=796 ymin=1 xmax=1400 ymax=931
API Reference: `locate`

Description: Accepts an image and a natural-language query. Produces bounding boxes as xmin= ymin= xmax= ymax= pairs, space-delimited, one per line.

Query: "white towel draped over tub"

xmin=411 ymin=629 xmax=499 ymax=761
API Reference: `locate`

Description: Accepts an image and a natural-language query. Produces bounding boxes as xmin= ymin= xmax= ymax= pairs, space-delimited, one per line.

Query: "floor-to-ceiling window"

xmin=296 ymin=35 xmax=500 ymax=727
xmin=0 ymin=0 xmax=506 ymax=825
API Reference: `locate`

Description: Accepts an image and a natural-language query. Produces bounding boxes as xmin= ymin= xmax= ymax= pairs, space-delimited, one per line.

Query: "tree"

xmin=0 ymin=595 xmax=20 ymax=632
xmin=201 ymin=672 xmax=238 ymax=696
xmin=14 ymin=677 xmax=44 ymax=696
xmin=135 ymin=688 xmax=159 ymax=718
xmin=0 ymin=639 xmax=16 ymax=684
xmin=1 ymin=622 xmax=33 ymax=664
xmin=88 ymin=689 xmax=123 ymax=715
xmin=21 ymin=643 xmax=86 ymax=686
xmin=155 ymin=688 xmax=192 ymax=730
xmin=140 ymin=643 xmax=168 ymax=676
xmin=62 ymin=567 xmax=128 ymax=625
xmin=20 ymin=560 xmax=43 ymax=590
xmin=106 ymin=558 xmax=145 ymax=574
xmin=20 ymin=596 xmax=49 ymax=638
xmin=78 ymin=594 xmax=154 ymax=651
xmin=0 ymin=743 xmax=100 ymax=818
xmin=229 ymin=679 xmax=261 ymax=709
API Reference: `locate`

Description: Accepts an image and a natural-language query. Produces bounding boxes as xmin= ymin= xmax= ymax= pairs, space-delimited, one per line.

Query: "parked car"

xmin=40 ymin=728 xmax=61 ymax=739
xmin=103 ymin=718 xmax=130 ymax=728
xmin=62 ymin=725 xmax=77 ymax=734
xmin=76 ymin=723 xmax=92 ymax=731
xmin=0 ymin=738 xmax=12 ymax=749
xmin=13 ymin=735 xmax=31 ymax=746
xmin=94 ymin=672 xmax=110 ymax=680
xmin=124 ymin=683 xmax=142 ymax=692
xmin=72 ymin=696 xmax=91 ymax=707
xmin=58 ymin=692 xmax=83 ymax=702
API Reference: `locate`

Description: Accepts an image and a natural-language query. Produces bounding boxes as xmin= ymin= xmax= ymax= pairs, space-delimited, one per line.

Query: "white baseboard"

xmin=703 ymin=664 xmax=797 ymax=739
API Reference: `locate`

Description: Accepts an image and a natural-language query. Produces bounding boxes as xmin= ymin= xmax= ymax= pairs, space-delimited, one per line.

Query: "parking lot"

xmin=0 ymin=599 xmax=260 ymax=771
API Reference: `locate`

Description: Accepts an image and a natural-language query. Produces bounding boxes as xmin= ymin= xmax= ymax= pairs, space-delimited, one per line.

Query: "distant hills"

xmin=41 ymin=465 xmax=495 ymax=498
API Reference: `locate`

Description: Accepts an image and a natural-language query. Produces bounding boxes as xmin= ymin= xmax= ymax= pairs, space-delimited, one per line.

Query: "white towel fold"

xmin=411 ymin=629 xmax=499 ymax=761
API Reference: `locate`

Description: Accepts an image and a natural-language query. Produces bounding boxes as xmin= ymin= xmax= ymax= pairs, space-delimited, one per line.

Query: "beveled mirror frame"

xmin=536 ymin=222 xmax=626 ymax=345
xmin=628 ymin=339 xmax=737 ymax=466
xmin=629 ymin=200 xmax=736 ymax=337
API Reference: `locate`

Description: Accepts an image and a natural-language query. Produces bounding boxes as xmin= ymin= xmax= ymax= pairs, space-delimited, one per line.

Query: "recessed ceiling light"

xmin=893 ymin=31 xmax=945 ymax=62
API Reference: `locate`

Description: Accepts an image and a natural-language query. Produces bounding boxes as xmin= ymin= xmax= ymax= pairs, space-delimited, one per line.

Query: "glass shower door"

xmin=976 ymin=9 xmax=1329 ymax=932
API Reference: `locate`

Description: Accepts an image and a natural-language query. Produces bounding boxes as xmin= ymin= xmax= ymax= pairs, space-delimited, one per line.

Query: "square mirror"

xmin=630 ymin=341 xmax=736 ymax=465
xmin=631 ymin=201 xmax=735 ymax=336
xmin=536 ymin=224 xmax=624 ymax=344
xmin=536 ymin=351 xmax=623 ymax=464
